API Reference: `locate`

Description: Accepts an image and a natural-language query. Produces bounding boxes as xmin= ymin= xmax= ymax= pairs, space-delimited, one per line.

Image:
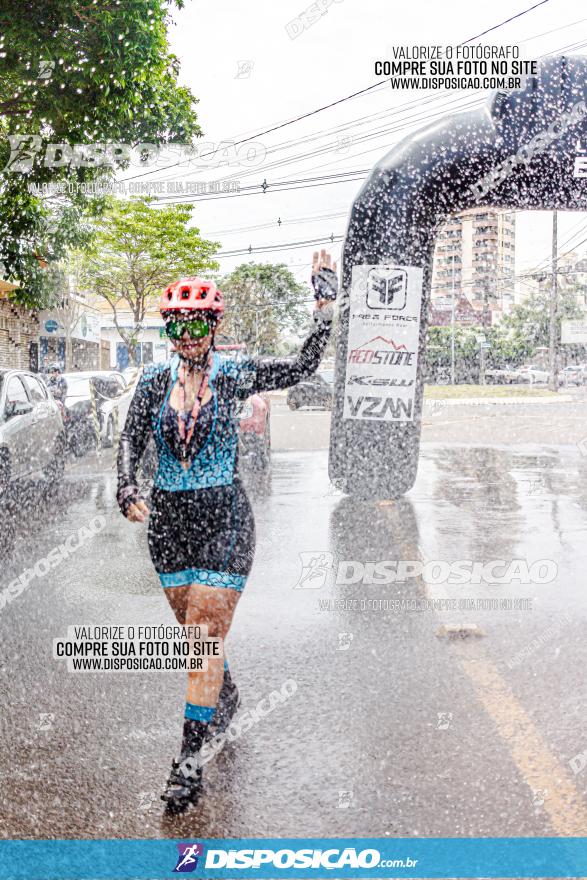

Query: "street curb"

xmin=423 ymin=395 xmax=573 ymax=406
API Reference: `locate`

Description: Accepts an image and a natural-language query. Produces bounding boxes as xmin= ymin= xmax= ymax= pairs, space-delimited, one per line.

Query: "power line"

xmin=144 ymin=31 xmax=587 ymax=206
xmin=202 ymin=209 xmax=349 ymax=237
xmin=120 ymin=82 xmax=389 ymax=183
xmin=188 ymin=33 xmax=587 ymax=191
xmin=150 ymin=169 xmax=369 ymax=204
xmin=520 ymin=217 xmax=587 ymax=276
xmin=216 ymin=234 xmax=344 ymax=258
xmin=146 ymin=89 xmax=487 ymax=188
xmin=203 ymin=206 xmax=535 ymax=240
xmin=214 ymin=95 xmax=485 ymax=187
xmin=520 ymin=15 xmax=587 ymax=43
xmin=462 ymin=0 xmax=551 ymax=43
xmin=122 ymin=6 xmax=553 ymax=185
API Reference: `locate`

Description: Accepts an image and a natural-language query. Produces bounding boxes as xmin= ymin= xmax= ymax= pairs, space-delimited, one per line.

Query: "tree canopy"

xmin=425 ymin=285 xmax=586 ymax=382
xmin=219 ymin=263 xmax=310 ymax=354
xmin=0 ymin=0 xmax=200 ymax=305
xmin=82 ymin=197 xmax=219 ymax=363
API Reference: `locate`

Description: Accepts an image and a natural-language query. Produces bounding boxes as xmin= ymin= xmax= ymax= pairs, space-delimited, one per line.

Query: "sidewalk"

xmin=423 ymin=395 xmax=574 ymax=407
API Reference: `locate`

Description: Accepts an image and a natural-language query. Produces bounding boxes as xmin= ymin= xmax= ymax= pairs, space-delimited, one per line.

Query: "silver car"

xmin=62 ymin=370 xmax=134 ymax=454
xmin=0 ymin=369 xmax=66 ymax=490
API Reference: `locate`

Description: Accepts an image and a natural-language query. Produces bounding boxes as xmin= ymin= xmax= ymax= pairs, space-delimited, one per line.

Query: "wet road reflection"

xmin=0 ymin=445 xmax=585 ymax=838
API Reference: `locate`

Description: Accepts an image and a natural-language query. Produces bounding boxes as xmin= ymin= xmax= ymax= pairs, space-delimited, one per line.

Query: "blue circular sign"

xmin=44 ymin=319 xmax=59 ymax=333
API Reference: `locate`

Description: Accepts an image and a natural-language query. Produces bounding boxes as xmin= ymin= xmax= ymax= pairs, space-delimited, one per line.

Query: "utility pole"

xmin=549 ymin=210 xmax=559 ymax=392
xmin=479 ymin=270 xmax=493 ymax=387
xmin=450 ymin=258 xmax=456 ymax=385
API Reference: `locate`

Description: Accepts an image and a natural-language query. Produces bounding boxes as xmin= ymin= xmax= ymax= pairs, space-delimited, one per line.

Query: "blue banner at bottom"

xmin=1 ymin=838 xmax=587 ymax=879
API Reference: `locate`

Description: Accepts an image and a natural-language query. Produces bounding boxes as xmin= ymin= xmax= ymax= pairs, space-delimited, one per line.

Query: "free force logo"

xmin=366 ymin=267 xmax=408 ymax=310
xmin=173 ymin=843 xmax=205 ymax=873
xmin=344 ymin=264 xmax=423 ymax=423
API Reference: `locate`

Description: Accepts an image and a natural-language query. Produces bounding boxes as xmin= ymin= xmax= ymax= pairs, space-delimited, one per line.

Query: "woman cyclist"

xmin=117 ymin=250 xmax=337 ymax=814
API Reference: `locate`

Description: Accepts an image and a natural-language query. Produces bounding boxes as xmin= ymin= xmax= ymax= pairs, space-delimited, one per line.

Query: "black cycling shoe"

xmin=205 ymin=672 xmax=241 ymax=740
xmin=161 ymin=758 xmax=203 ymax=815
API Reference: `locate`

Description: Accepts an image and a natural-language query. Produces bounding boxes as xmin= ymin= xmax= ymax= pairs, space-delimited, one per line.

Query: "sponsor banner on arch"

xmin=343 ymin=264 xmax=424 ymax=422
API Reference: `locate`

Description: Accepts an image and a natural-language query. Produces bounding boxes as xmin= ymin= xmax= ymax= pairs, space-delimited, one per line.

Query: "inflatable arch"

xmin=328 ymin=55 xmax=587 ymax=499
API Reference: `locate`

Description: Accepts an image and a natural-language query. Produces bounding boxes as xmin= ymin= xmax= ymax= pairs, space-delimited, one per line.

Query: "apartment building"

xmin=431 ymin=209 xmax=516 ymax=324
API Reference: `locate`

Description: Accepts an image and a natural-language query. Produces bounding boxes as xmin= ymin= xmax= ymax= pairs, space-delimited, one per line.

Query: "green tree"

xmin=503 ymin=286 xmax=585 ymax=362
xmin=425 ymin=325 xmax=484 ymax=383
xmin=425 ymin=287 xmax=587 ymax=383
xmin=219 ymin=263 xmax=309 ymax=354
xmin=0 ymin=0 xmax=200 ymax=305
xmin=82 ymin=198 xmax=219 ymax=364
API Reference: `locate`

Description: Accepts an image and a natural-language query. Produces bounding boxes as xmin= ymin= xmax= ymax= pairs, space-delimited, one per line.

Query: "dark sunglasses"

xmin=164 ymin=317 xmax=212 ymax=341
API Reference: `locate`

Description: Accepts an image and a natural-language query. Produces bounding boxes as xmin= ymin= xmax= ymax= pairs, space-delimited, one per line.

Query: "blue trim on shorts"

xmin=159 ymin=568 xmax=247 ymax=591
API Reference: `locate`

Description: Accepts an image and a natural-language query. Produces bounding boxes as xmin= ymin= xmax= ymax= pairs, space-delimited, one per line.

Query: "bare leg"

xmin=163 ymin=582 xmax=241 ymax=708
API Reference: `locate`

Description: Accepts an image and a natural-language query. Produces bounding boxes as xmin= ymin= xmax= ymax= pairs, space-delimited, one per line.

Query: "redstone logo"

xmin=347 ymin=336 xmax=414 ymax=366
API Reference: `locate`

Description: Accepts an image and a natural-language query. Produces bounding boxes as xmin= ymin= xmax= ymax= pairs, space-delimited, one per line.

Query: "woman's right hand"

xmin=311 ymin=249 xmax=338 ymax=303
xmin=125 ymin=499 xmax=150 ymax=523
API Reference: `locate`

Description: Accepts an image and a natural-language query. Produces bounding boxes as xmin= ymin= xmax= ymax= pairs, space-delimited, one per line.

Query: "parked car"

xmin=485 ymin=366 xmax=524 ymax=385
xmin=561 ymin=364 xmax=587 ymax=386
xmin=60 ymin=370 xmax=133 ymax=457
xmin=215 ymin=340 xmax=272 ymax=480
xmin=0 ymin=368 xmax=66 ymax=491
xmin=237 ymin=394 xmax=271 ymax=475
xmin=517 ymin=365 xmax=550 ymax=384
xmin=287 ymin=369 xmax=334 ymax=410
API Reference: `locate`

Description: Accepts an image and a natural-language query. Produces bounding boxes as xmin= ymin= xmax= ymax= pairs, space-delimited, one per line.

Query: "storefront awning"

xmin=0 ymin=279 xmax=19 ymax=296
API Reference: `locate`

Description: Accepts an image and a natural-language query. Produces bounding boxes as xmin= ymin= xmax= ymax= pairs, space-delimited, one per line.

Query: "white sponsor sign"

xmin=561 ymin=319 xmax=587 ymax=344
xmin=343 ymin=264 xmax=423 ymax=422
xmin=38 ymin=309 xmax=101 ymax=344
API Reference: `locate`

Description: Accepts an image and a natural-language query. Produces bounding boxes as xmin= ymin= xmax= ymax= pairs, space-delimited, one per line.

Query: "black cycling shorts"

xmin=147 ymin=478 xmax=255 ymax=590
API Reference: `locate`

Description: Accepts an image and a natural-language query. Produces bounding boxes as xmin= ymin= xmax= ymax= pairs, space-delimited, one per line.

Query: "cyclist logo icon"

xmin=294 ymin=552 xmax=334 ymax=589
xmin=173 ymin=843 xmax=204 ymax=873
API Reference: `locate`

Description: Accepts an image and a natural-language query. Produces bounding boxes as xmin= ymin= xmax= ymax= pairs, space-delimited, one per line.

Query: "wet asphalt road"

xmin=1 ymin=416 xmax=587 ymax=841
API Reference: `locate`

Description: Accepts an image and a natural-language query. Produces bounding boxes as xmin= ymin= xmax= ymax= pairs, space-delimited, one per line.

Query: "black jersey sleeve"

xmin=233 ymin=308 xmax=333 ymax=399
xmin=116 ymin=367 xmax=162 ymax=511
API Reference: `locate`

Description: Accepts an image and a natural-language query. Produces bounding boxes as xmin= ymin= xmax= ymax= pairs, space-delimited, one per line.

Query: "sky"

xmin=131 ymin=0 xmax=587 ymax=291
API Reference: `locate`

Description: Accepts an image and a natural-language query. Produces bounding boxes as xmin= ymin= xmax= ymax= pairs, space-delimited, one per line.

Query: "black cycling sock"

xmin=181 ymin=718 xmax=209 ymax=760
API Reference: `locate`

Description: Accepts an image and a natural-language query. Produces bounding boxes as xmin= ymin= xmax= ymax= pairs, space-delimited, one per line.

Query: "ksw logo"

xmin=347 ymin=375 xmax=415 ymax=387
xmin=366 ymin=267 xmax=408 ymax=310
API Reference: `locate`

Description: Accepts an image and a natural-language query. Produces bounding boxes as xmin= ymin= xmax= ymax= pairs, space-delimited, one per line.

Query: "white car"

xmin=518 ymin=365 xmax=550 ymax=384
xmin=0 ymin=369 xmax=66 ymax=489
xmin=561 ymin=365 xmax=583 ymax=385
xmin=61 ymin=370 xmax=134 ymax=455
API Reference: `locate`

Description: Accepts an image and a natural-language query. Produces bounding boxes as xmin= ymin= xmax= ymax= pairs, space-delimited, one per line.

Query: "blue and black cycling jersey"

xmin=117 ymin=312 xmax=332 ymax=499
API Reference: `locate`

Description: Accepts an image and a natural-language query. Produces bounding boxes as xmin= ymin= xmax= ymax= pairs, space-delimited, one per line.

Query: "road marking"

xmin=453 ymin=644 xmax=587 ymax=835
xmin=376 ymin=502 xmax=587 ymax=835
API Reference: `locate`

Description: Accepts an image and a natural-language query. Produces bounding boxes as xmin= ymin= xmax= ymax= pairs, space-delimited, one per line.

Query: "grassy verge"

xmin=424 ymin=384 xmax=560 ymax=399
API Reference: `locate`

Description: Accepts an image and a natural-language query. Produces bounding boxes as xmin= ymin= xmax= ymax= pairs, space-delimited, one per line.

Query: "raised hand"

xmin=311 ymin=249 xmax=338 ymax=308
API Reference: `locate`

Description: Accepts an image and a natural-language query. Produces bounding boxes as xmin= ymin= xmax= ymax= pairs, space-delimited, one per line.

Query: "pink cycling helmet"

xmin=160 ymin=277 xmax=224 ymax=316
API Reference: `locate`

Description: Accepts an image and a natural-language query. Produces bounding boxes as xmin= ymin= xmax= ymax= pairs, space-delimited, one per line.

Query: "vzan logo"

xmin=366 ymin=267 xmax=408 ymax=310
xmin=346 ymin=395 xmax=413 ymax=420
